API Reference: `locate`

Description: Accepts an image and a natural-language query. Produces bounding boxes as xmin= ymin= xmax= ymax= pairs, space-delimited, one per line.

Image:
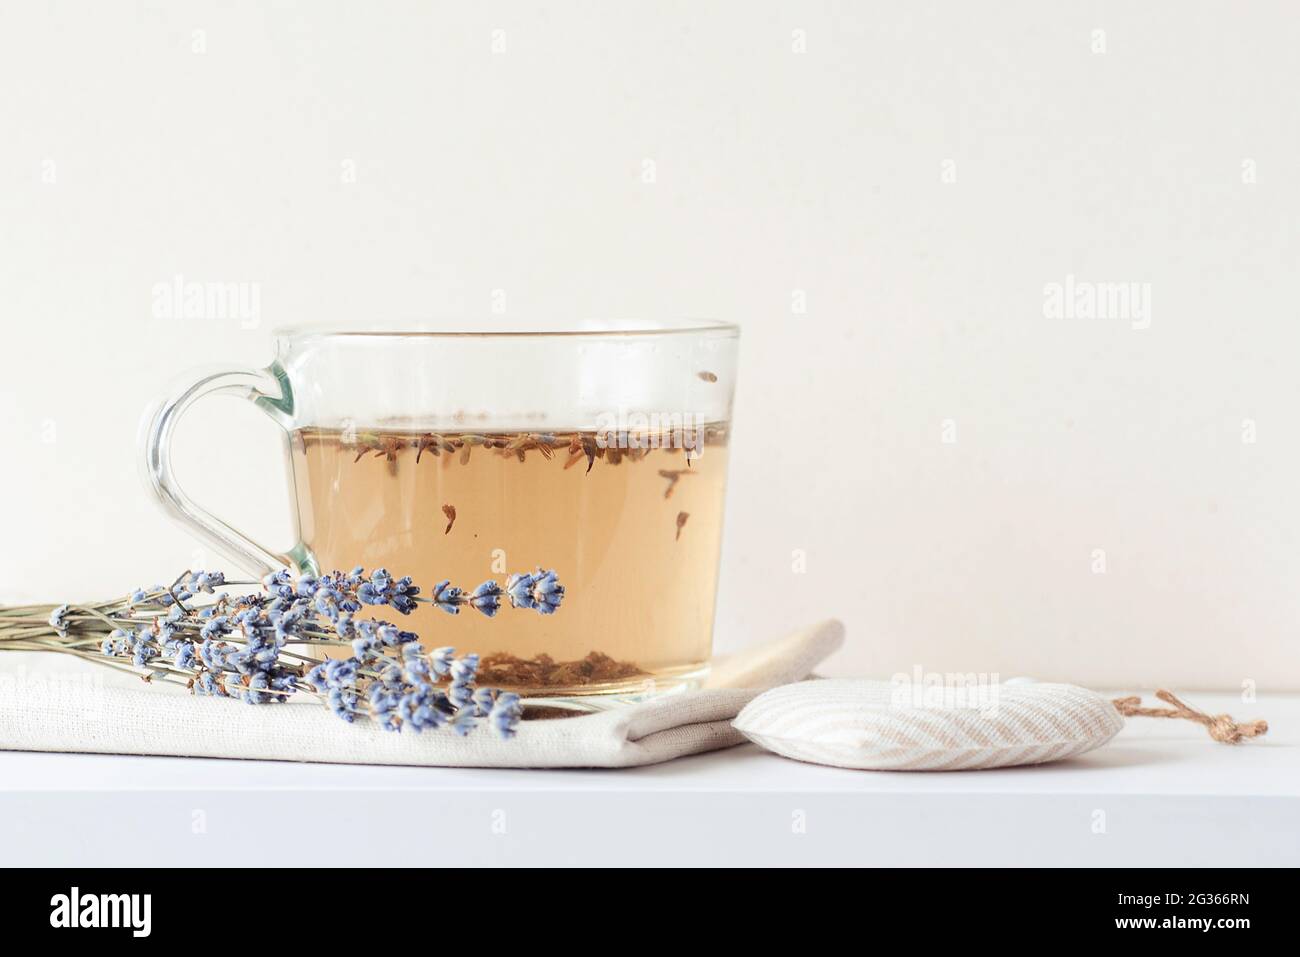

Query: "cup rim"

xmin=272 ymin=318 xmax=740 ymax=340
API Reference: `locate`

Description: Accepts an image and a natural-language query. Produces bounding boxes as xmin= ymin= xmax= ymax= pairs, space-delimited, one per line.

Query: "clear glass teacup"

xmin=141 ymin=321 xmax=739 ymax=703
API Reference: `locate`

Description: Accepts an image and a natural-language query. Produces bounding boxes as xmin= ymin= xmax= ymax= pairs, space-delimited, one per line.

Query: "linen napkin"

xmin=0 ymin=620 xmax=843 ymax=768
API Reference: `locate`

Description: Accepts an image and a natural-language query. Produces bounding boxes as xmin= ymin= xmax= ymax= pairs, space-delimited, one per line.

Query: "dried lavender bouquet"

xmin=0 ymin=566 xmax=565 ymax=738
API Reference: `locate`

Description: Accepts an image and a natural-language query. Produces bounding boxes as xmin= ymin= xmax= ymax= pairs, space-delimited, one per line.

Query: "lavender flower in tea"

xmin=289 ymin=423 xmax=729 ymax=695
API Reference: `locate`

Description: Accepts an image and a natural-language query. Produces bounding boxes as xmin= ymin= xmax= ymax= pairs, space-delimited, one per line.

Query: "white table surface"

xmin=0 ymin=683 xmax=1293 ymax=866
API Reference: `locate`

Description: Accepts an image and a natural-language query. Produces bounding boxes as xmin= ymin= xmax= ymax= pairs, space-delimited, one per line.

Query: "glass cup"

xmin=141 ymin=320 xmax=739 ymax=704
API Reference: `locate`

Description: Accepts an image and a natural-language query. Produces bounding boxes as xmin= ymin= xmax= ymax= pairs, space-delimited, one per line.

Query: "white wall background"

xmin=3 ymin=1 xmax=1298 ymax=689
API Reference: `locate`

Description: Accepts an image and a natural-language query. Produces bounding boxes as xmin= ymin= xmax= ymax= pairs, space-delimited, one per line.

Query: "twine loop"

xmin=1112 ymin=689 xmax=1268 ymax=744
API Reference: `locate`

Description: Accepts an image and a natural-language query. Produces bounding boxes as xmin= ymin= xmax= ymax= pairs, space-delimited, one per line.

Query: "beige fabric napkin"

xmin=0 ymin=620 xmax=843 ymax=768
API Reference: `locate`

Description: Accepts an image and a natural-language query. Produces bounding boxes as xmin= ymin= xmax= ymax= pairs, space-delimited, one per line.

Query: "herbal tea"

xmin=288 ymin=424 xmax=730 ymax=698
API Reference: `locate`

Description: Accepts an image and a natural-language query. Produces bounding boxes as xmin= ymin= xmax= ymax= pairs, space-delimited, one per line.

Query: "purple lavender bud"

xmin=262 ymin=569 xmax=295 ymax=601
xmin=334 ymin=612 xmax=356 ymax=639
xmin=199 ymin=616 xmax=230 ymax=641
xmin=428 ymin=580 xmax=461 ymax=615
xmin=189 ymin=570 xmax=225 ymax=594
xmin=328 ymin=688 xmax=358 ymax=723
xmin=199 ymin=638 xmax=219 ymax=669
xmin=306 ymin=663 xmax=330 ymax=691
xmin=398 ymin=689 xmax=448 ymax=733
xmin=450 ymin=653 xmax=479 ymax=685
xmin=196 ymin=672 xmax=221 ymax=696
xmin=390 ymin=576 xmax=420 ymax=615
xmin=107 ymin=628 xmax=129 ymax=653
xmin=272 ymin=606 xmax=305 ymax=641
xmin=448 ymin=680 xmax=474 ymax=709
xmin=173 ymin=641 xmax=197 ymax=671
xmin=351 ymin=635 xmax=381 ymax=663
xmin=490 ymin=692 xmax=523 ymax=739
xmin=403 ymin=657 xmax=432 ymax=685
xmin=450 ymin=710 xmax=479 ymax=736
xmin=368 ymin=682 xmax=397 ymax=710
xmin=227 ymin=649 xmax=255 ymax=675
xmin=324 ymin=657 xmax=359 ymax=688
xmin=244 ymin=672 xmax=270 ymax=704
xmin=429 ymin=647 xmax=455 ymax=677
xmin=314 ymin=589 xmax=334 ymax=617
xmin=468 ymin=581 xmax=502 ymax=618
xmin=472 ymin=687 xmax=498 ymax=717
xmin=529 ymin=569 xmax=565 ymax=615
xmin=48 ymin=604 xmax=70 ymax=634
xmin=411 ymin=705 xmax=442 ymax=731
xmin=354 ymin=568 xmax=421 ymax=612
xmin=397 ymin=691 xmax=420 ymax=726
xmin=252 ymin=644 xmax=280 ymax=668
xmin=505 ymin=572 xmax=536 ymax=610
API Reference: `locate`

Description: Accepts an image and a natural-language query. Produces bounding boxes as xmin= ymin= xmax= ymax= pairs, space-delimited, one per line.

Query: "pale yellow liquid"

xmin=288 ymin=426 xmax=730 ymax=698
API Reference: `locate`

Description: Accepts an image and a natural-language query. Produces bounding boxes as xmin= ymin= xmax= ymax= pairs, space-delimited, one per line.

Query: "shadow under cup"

xmin=143 ymin=321 xmax=739 ymax=704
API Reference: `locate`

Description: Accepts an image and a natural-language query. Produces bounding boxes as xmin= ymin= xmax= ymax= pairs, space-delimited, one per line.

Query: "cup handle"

xmin=140 ymin=365 xmax=297 ymax=579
